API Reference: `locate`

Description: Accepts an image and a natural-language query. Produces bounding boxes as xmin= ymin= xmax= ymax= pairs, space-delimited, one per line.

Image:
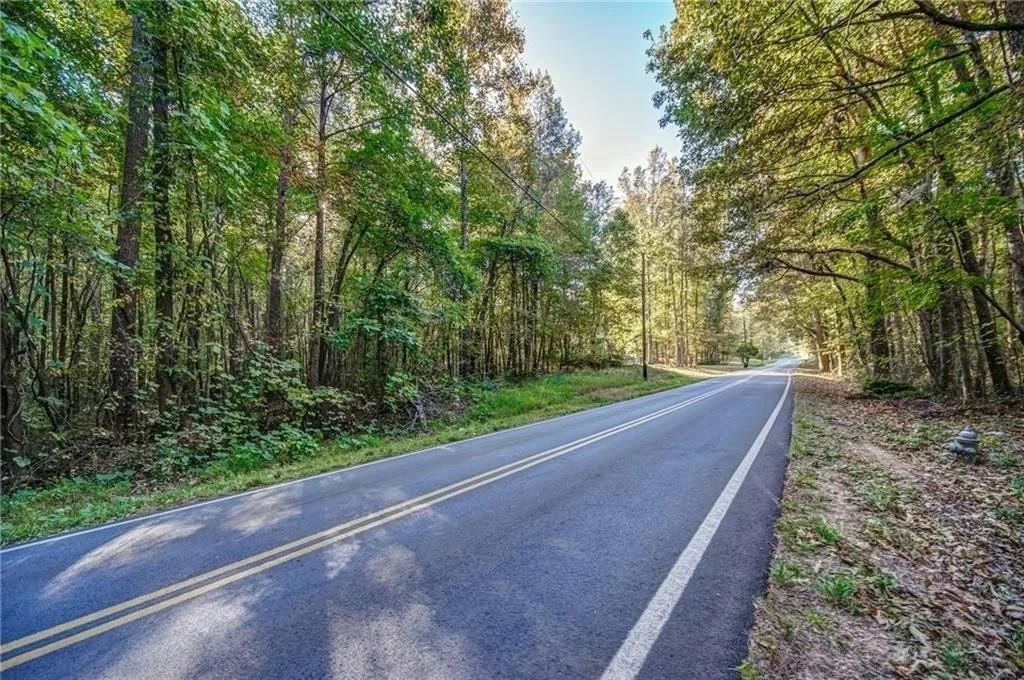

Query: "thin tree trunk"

xmin=955 ymin=225 xmax=1014 ymax=394
xmin=309 ymin=79 xmax=330 ymax=387
xmin=1000 ymin=1 xmax=1024 ymax=326
xmin=266 ymin=109 xmax=295 ymax=352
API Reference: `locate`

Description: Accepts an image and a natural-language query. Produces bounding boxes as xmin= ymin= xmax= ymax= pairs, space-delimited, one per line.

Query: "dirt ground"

xmin=742 ymin=374 xmax=1024 ymax=679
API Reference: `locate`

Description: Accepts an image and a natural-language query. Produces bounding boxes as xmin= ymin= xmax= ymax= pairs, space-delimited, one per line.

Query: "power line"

xmin=312 ymin=0 xmax=599 ymax=255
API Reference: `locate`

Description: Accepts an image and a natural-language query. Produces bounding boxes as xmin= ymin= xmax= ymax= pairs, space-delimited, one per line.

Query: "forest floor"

xmin=1 ymin=363 xmax=742 ymax=546
xmin=742 ymin=373 xmax=1024 ymax=679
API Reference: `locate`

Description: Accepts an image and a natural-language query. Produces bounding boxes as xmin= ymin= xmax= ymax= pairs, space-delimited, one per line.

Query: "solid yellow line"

xmin=1 ymin=415 xmax=631 ymax=656
xmin=0 ymin=374 xmax=755 ymax=670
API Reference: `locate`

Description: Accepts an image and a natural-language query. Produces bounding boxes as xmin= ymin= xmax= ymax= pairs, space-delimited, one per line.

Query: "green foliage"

xmin=816 ymin=571 xmax=859 ymax=610
xmin=155 ymin=354 xmax=323 ymax=474
xmin=649 ymin=0 xmax=1024 ymax=396
xmin=734 ymin=343 xmax=759 ymax=360
xmin=6 ymin=0 xmax=743 ymax=498
xmin=770 ymin=561 xmax=802 ymax=586
xmin=383 ymin=371 xmax=420 ymax=414
xmin=1 ymin=366 xmax=703 ymax=544
xmin=861 ymin=380 xmax=917 ymax=399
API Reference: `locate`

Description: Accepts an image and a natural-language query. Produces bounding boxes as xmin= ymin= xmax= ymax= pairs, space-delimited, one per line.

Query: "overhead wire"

xmin=312 ymin=0 xmax=603 ymax=257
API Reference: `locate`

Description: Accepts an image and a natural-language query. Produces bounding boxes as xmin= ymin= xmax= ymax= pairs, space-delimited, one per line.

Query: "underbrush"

xmin=1 ymin=364 xmax=698 ymax=544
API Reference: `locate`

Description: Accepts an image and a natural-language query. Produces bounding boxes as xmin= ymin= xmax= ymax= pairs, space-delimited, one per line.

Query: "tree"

xmin=151 ymin=0 xmax=176 ymax=413
xmin=649 ymin=0 xmax=1023 ymax=397
xmin=734 ymin=343 xmax=758 ymax=368
xmin=108 ymin=11 xmax=150 ymax=430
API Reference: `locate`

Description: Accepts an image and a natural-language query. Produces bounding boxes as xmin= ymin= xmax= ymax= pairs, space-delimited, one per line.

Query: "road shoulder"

xmin=741 ymin=374 xmax=1024 ymax=678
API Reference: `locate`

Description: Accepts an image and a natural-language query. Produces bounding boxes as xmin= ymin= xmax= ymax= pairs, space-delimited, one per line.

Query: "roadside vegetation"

xmin=650 ymin=3 xmax=1024 ymax=400
xmin=742 ymin=374 xmax=1023 ymax=678
xmin=1 ymin=364 xmax=707 ymax=545
xmin=2 ymin=0 xmax=760 ymax=530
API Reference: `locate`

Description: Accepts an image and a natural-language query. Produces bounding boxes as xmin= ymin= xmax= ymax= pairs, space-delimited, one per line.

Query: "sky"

xmin=511 ymin=1 xmax=680 ymax=188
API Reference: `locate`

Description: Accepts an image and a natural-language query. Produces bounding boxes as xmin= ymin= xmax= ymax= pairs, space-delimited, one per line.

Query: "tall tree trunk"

xmin=456 ymin=147 xmax=474 ymax=376
xmin=934 ymin=289 xmax=955 ymax=392
xmin=934 ymin=18 xmax=1024 ymax=343
xmin=459 ymin=149 xmax=469 ymax=249
xmin=1 ymin=287 xmax=26 ymax=470
xmin=1000 ymin=164 xmax=1024 ymax=328
xmin=151 ymin=9 xmax=176 ymax=414
xmin=109 ymin=14 xmax=150 ymax=430
xmin=1000 ymin=0 xmax=1024 ymax=327
xmin=309 ymin=80 xmax=330 ymax=387
xmin=182 ymin=175 xmax=200 ymax=399
xmin=866 ymin=276 xmax=892 ymax=377
xmin=955 ymin=225 xmax=1014 ymax=394
xmin=266 ymin=109 xmax=294 ymax=352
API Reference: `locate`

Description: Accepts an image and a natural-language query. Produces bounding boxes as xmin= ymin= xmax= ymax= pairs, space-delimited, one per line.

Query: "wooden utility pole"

xmin=641 ymin=251 xmax=648 ymax=381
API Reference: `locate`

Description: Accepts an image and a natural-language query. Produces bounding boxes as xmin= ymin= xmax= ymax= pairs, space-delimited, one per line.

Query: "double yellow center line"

xmin=1 ymin=374 xmax=755 ymax=671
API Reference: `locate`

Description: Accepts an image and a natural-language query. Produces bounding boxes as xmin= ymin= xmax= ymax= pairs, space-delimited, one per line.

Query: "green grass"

xmin=1010 ymin=475 xmax=1024 ymax=502
xmin=816 ymin=571 xmax=860 ymax=610
xmin=736 ymin=658 xmax=761 ymax=680
xmin=813 ymin=519 xmax=841 ymax=545
xmin=862 ymin=481 xmax=904 ymax=511
xmin=770 ymin=561 xmax=803 ymax=586
xmin=802 ymin=609 xmax=833 ymax=632
xmin=1 ymin=366 xmax=702 ymax=545
xmin=938 ymin=636 xmax=972 ymax=672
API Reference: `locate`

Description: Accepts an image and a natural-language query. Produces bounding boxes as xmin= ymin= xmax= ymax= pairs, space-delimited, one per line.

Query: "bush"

xmin=861 ymin=379 xmax=917 ymax=398
xmin=560 ymin=351 xmax=624 ymax=371
xmin=156 ymin=354 xmax=329 ymax=475
xmin=384 ymin=371 xmax=421 ymax=414
xmin=213 ymin=425 xmax=319 ymax=473
xmin=292 ymin=387 xmax=365 ymax=438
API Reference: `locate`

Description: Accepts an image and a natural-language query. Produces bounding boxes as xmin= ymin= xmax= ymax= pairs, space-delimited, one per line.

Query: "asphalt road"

xmin=1 ymin=361 xmax=796 ymax=679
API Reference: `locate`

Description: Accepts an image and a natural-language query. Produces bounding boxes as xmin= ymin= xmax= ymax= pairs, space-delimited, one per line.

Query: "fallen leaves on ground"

xmin=744 ymin=374 xmax=1023 ymax=679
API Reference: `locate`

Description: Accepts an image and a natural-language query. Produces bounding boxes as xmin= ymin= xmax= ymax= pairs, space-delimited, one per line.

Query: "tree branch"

xmin=773 ymin=257 xmax=862 ymax=282
xmin=776 ymin=247 xmax=913 ymax=271
xmin=787 ymin=84 xmax=1010 ymax=200
xmin=903 ymin=1 xmax=1024 ymax=32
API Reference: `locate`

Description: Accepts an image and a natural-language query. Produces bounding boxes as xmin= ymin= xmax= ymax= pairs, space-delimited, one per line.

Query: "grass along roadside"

xmin=741 ymin=374 xmax=1024 ymax=678
xmin=1 ymin=365 xmax=717 ymax=546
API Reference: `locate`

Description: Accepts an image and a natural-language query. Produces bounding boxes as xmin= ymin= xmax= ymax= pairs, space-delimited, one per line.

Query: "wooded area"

xmin=2 ymin=0 xmax=1022 ymax=491
xmin=649 ymin=0 xmax=1024 ymax=397
xmin=1 ymin=0 xmax=736 ymax=487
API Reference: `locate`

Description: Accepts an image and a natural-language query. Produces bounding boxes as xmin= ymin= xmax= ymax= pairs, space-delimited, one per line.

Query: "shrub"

xmin=292 ymin=387 xmax=364 ymax=437
xmin=156 ymin=354 xmax=327 ymax=475
xmin=560 ymin=351 xmax=624 ymax=371
xmin=860 ymin=379 xmax=916 ymax=398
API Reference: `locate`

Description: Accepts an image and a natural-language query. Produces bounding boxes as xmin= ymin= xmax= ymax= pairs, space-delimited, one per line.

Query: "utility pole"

xmin=641 ymin=250 xmax=648 ymax=381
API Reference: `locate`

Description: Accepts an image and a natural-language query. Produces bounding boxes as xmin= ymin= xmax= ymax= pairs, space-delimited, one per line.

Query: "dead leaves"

xmin=746 ymin=376 xmax=1024 ymax=678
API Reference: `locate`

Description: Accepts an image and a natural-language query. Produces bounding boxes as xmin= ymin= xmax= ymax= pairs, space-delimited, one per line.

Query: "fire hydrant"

xmin=945 ymin=426 xmax=981 ymax=459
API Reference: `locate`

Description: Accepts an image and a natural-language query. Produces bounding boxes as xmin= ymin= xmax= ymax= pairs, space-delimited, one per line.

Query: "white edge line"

xmin=0 ymin=367 xmax=772 ymax=554
xmin=599 ymin=371 xmax=793 ymax=680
